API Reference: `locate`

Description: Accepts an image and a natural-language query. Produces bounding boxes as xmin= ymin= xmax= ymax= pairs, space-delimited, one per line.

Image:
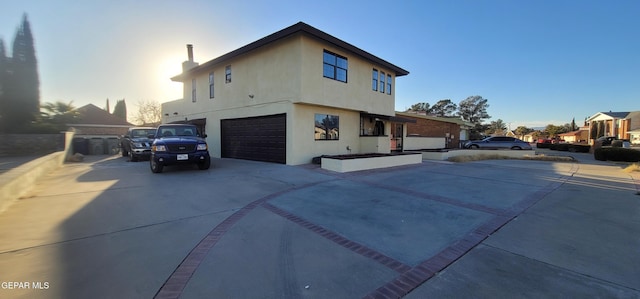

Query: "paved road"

xmin=0 ymin=154 xmax=638 ymax=298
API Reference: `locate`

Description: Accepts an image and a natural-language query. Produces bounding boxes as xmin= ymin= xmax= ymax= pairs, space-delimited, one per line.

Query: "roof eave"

xmin=170 ymin=22 xmax=409 ymax=82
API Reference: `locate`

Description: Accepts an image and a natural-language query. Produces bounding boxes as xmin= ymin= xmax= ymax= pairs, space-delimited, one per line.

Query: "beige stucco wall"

xmin=298 ymin=38 xmax=396 ymax=116
xmin=291 ymin=104 xmax=363 ymax=165
xmin=162 ymin=32 xmax=402 ymax=165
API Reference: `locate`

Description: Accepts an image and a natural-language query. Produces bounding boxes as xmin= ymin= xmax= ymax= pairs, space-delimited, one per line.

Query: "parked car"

xmin=464 ymin=136 xmax=532 ymax=150
xmin=149 ymin=124 xmax=210 ymax=173
xmin=121 ymin=127 xmax=156 ymax=162
xmin=596 ymin=136 xmax=618 ymax=146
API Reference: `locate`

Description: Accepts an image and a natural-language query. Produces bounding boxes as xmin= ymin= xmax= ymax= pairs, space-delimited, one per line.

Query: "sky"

xmin=1 ymin=0 xmax=638 ymax=129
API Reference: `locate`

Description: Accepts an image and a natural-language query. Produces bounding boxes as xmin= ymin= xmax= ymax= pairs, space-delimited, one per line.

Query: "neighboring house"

xmin=70 ymin=104 xmax=133 ymax=136
xmin=163 ymin=22 xmax=410 ymax=165
xmin=69 ymin=104 xmax=134 ymax=155
xmin=558 ymin=126 xmax=589 ymax=143
xmin=587 ymin=111 xmax=640 ymax=143
xmin=394 ymin=112 xmax=473 ymax=149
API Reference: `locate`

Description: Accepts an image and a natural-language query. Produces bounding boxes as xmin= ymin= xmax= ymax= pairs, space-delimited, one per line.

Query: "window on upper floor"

xmin=387 ymin=74 xmax=392 ymax=95
xmin=225 ymin=65 xmax=231 ymax=83
xmin=323 ymin=50 xmax=347 ymax=83
xmin=380 ymin=71 xmax=385 ymax=93
xmin=209 ymin=72 xmax=214 ymax=98
xmin=191 ymin=78 xmax=196 ymax=102
xmin=372 ymin=69 xmax=378 ymax=91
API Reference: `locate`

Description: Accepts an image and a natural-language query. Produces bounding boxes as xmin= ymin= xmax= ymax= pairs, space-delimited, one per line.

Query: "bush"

xmin=594 ymin=147 xmax=640 ymax=162
xmin=536 ymin=142 xmax=551 ymax=148
xmin=549 ymin=143 xmax=569 ymax=151
xmin=568 ymin=144 xmax=591 ymax=153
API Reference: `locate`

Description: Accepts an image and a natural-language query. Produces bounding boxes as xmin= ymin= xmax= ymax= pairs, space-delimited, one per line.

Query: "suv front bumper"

xmin=151 ymin=151 xmax=210 ymax=165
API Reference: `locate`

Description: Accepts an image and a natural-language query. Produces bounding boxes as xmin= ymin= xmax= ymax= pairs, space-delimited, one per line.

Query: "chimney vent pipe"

xmin=187 ymin=44 xmax=193 ymax=62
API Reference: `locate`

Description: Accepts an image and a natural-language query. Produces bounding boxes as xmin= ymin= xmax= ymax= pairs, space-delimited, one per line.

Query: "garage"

xmin=221 ymin=114 xmax=286 ymax=164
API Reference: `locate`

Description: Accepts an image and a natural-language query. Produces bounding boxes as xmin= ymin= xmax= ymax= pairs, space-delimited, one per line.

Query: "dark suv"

xmin=149 ymin=124 xmax=210 ymax=173
xmin=121 ymin=127 xmax=156 ymax=162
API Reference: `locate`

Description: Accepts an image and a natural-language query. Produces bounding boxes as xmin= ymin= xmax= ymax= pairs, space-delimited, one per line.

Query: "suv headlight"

xmin=197 ymin=143 xmax=208 ymax=150
xmin=153 ymin=145 xmax=166 ymax=152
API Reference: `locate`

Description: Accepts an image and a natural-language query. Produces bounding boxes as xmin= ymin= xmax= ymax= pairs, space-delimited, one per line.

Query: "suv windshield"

xmin=158 ymin=126 xmax=198 ymax=137
xmin=131 ymin=129 xmax=156 ymax=137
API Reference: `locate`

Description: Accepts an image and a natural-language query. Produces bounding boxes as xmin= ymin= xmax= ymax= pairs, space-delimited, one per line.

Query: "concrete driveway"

xmin=0 ymin=154 xmax=638 ymax=298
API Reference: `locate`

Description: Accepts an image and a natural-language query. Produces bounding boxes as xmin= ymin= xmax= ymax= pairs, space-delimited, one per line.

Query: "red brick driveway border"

xmin=155 ymin=162 xmax=580 ymax=299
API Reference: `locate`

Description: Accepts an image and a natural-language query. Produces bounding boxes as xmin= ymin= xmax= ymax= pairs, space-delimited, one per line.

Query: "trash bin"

xmin=104 ymin=137 xmax=120 ymax=155
xmin=89 ymin=137 xmax=104 ymax=155
xmin=72 ymin=137 xmax=89 ymax=155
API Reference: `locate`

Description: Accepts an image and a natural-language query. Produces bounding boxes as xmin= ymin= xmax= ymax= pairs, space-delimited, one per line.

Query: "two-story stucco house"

xmin=162 ymin=22 xmax=410 ymax=165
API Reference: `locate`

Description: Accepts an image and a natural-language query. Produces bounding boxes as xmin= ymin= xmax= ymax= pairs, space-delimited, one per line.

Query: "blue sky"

xmin=1 ymin=0 xmax=638 ymax=128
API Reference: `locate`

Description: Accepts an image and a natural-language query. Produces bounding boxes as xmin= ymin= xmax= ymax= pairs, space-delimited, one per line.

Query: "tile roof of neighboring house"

xmin=601 ymin=111 xmax=631 ymax=119
xmin=73 ymin=104 xmax=133 ymax=126
xmin=172 ymin=22 xmax=409 ymax=82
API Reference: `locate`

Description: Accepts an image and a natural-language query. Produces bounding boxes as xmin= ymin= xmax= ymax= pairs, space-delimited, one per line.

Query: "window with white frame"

xmin=380 ymin=71 xmax=385 ymax=93
xmin=387 ymin=74 xmax=392 ymax=95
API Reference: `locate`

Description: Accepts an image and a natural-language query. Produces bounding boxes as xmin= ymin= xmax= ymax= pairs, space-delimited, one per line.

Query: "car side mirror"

xmin=202 ymin=134 xmax=207 ymax=138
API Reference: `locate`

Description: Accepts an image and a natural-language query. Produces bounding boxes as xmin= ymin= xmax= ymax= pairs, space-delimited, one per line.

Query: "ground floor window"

xmin=315 ymin=114 xmax=339 ymax=140
xmin=360 ymin=115 xmax=385 ymax=136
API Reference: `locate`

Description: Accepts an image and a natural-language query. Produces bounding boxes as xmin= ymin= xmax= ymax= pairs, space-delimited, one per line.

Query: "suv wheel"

xmin=150 ymin=159 xmax=163 ymax=173
xmin=198 ymin=157 xmax=211 ymax=170
xmin=470 ymin=144 xmax=479 ymax=149
xmin=510 ymin=146 xmax=522 ymax=150
xmin=129 ymin=151 xmax=138 ymax=162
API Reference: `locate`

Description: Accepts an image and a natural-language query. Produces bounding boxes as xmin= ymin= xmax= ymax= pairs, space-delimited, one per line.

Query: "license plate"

xmin=177 ymin=154 xmax=188 ymax=161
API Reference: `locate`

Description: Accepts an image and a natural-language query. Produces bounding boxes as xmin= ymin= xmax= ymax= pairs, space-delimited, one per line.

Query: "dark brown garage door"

xmin=221 ymin=114 xmax=286 ymax=164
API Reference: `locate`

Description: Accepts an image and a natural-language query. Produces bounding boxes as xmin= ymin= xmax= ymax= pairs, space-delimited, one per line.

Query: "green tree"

xmin=514 ymin=126 xmax=534 ymax=139
xmin=407 ymin=102 xmax=430 ymax=113
xmin=570 ymin=118 xmax=577 ymax=131
xmin=458 ymin=96 xmax=491 ymax=139
xmin=429 ymin=99 xmax=457 ymax=117
xmin=35 ymin=100 xmax=78 ymax=132
xmin=457 ymin=96 xmax=490 ymax=124
xmin=4 ymin=14 xmax=40 ymax=132
xmin=544 ymin=124 xmax=568 ymax=138
xmin=113 ymin=99 xmax=127 ymax=121
xmin=486 ymin=119 xmax=507 ymax=135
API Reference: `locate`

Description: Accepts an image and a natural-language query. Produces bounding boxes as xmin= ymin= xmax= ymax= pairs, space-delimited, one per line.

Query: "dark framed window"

xmin=387 ymin=74 xmax=392 ymax=95
xmin=372 ymin=69 xmax=378 ymax=91
xmin=225 ymin=65 xmax=231 ymax=83
xmin=323 ymin=50 xmax=347 ymax=83
xmin=315 ymin=114 xmax=339 ymax=140
xmin=209 ymin=72 xmax=214 ymax=98
xmin=191 ymin=78 xmax=196 ymax=102
xmin=380 ymin=71 xmax=385 ymax=93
